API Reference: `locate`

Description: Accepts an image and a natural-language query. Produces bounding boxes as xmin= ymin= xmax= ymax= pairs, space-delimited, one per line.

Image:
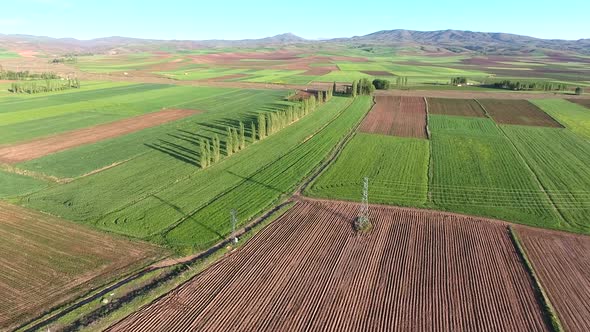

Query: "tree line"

xmin=489 ymin=80 xmax=568 ymax=91
xmin=198 ymin=88 xmax=333 ymax=169
xmin=9 ymin=79 xmax=81 ymax=94
xmin=0 ymin=68 xmax=59 ymax=80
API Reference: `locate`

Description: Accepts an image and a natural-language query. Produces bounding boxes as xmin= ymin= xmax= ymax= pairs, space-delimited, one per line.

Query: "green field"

xmin=16 ymin=87 xmax=286 ymax=178
xmin=307 ymin=133 xmax=429 ymax=206
xmin=22 ymin=96 xmax=372 ymax=252
xmin=531 ymin=99 xmax=590 ymax=141
xmin=503 ymin=126 xmax=590 ymax=233
xmin=0 ymin=170 xmax=48 ymax=199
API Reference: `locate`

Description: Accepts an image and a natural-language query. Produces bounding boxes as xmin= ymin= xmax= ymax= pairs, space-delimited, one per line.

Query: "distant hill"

xmin=336 ymin=29 xmax=590 ymax=55
xmin=0 ymin=29 xmax=588 ymax=56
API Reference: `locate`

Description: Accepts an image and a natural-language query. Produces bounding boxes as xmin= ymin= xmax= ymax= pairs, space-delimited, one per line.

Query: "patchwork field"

xmin=429 ymin=116 xmax=560 ymax=228
xmin=516 ymin=226 xmax=590 ymax=332
xmin=503 ymin=126 xmax=590 ymax=233
xmin=426 ymin=97 xmax=485 ymax=117
xmin=566 ymin=98 xmax=590 ymax=109
xmin=478 ymin=99 xmax=563 ymax=127
xmin=0 ymin=109 xmax=198 ymax=163
xmin=307 ymin=133 xmax=429 ymax=206
xmin=108 ymin=199 xmax=549 ymax=332
xmin=531 ymin=99 xmax=590 ymax=141
xmin=22 ymin=96 xmax=372 ymax=252
xmin=359 ymin=95 xmax=427 ymax=138
xmin=0 ymin=201 xmax=163 ymax=330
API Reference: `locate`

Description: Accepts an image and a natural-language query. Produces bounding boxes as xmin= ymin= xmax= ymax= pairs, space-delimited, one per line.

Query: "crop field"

xmin=22 ymin=96 xmax=372 ymax=252
xmin=0 ymin=201 xmax=163 ymax=330
xmin=531 ymin=99 xmax=590 ymax=141
xmin=307 ymin=133 xmax=429 ymax=206
xmin=426 ymin=98 xmax=486 ymax=117
xmin=108 ymin=199 xmax=548 ymax=332
xmin=516 ymin=225 xmax=590 ymax=332
xmin=0 ymin=109 xmax=198 ymax=163
xmin=502 ymin=126 xmax=590 ymax=233
xmin=428 ymin=115 xmax=501 ymax=137
xmin=478 ymin=99 xmax=563 ymax=127
xmin=567 ymin=98 xmax=590 ymax=109
xmin=0 ymin=170 xmax=47 ymax=199
xmin=429 ymin=117 xmax=560 ymax=228
xmin=12 ymin=86 xmax=286 ymax=178
xmin=359 ymin=95 xmax=427 ymax=138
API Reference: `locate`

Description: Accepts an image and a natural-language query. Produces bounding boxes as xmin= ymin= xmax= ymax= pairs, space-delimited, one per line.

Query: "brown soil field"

xmin=0 ymin=202 xmax=163 ymax=330
xmin=567 ymin=98 xmax=590 ymax=109
xmin=108 ymin=199 xmax=549 ymax=332
xmin=427 ymin=98 xmax=486 ymax=117
xmin=0 ymin=109 xmax=198 ymax=163
xmin=516 ymin=226 xmax=590 ymax=332
xmin=361 ymin=70 xmax=394 ymax=76
xmin=360 ymin=95 xmax=427 ymax=138
xmin=374 ymin=89 xmax=589 ymax=100
xmin=478 ymin=99 xmax=563 ymax=127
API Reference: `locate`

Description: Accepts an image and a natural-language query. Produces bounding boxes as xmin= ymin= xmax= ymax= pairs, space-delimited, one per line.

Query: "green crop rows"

xmin=23 ymin=96 xmax=372 ymax=252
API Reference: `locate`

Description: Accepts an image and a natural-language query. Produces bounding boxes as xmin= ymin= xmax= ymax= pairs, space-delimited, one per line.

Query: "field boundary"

xmin=508 ymin=226 xmax=564 ymax=332
xmin=298 ymin=96 xmax=376 ymax=195
xmin=424 ymin=97 xmax=434 ymax=203
xmin=18 ymin=200 xmax=296 ymax=332
xmin=476 ymin=99 xmax=567 ymax=226
xmin=0 ymin=109 xmax=199 ymax=164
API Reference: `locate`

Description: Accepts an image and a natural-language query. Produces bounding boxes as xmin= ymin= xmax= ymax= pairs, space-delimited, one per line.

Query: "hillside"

xmin=0 ymin=29 xmax=589 ymax=56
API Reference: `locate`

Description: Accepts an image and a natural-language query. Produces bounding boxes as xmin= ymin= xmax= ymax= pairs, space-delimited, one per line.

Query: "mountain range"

xmin=1 ymin=29 xmax=588 ymax=55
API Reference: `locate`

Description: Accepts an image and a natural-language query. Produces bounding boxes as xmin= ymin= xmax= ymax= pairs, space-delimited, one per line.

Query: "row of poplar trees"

xmin=199 ymin=88 xmax=333 ymax=169
xmin=9 ymin=79 xmax=81 ymax=94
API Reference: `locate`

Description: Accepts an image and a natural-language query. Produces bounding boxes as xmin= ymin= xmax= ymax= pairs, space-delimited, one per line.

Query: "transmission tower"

xmin=230 ymin=209 xmax=239 ymax=244
xmin=356 ymin=177 xmax=370 ymax=230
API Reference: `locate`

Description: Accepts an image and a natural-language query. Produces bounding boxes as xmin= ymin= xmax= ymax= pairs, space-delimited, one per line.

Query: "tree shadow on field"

xmin=226 ymin=170 xmax=285 ymax=195
xmin=145 ymin=139 xmax=200 ymax=167
xmin=153 ymin=195 xmax=224 ymax=239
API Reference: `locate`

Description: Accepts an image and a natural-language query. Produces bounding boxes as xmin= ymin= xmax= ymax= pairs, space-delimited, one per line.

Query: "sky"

xmin=0 ymin=0 xmax=588 ymax=41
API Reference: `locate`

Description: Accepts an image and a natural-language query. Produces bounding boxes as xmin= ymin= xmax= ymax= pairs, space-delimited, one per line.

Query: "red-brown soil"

xmin=427 ymin=97 xmax=486 ymax=117
xmin=0 ymin=202 xmax=163 ymax=330
xmin=567 ymin=98 xmax=590 ymax=109
xmin=478 ymin=99 xmax=563 ymax=127
xmin=360 ymin=95 xmax=427 ymax=138
xmin=108 ymin=198 xmax=549 ymax=332
xmin=0 ymin=109 xmax=198 ymax=163
xmin=515 ymin=226 xmax=590 ymax=332
xmin=361 ymin=70 xmax=394 ymax=76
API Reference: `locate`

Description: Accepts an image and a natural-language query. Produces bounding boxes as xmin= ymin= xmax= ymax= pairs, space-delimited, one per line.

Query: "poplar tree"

xmin=250 ymin=122 xmax=256 ymax=142
xmin=226 ymin=127 xmax=233 ymax=156
xmin=258 ymin=113 xmax=266 ymax=139
xmin=352 ymin=80 xmax=358 ymax=97
xmin=199 ymin=138 xmax=208 ymax=169
xmin=232 ymin=128 xmax=239 ymax=153
xmin=239 ymin=121 xmax=245 ymax=150
xmin=212 ymin=134 xmax=221 ymax=162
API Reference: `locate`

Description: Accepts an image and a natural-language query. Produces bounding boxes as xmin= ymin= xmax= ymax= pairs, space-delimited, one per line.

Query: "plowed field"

xmin=567 ymin=98 xmax=590 ymax=109
xmin=108 ymin=199 xmax=549 ymax=332
xmin=516 ymin=226 xmax=590 ymax=332
xmin=0 ymin=202 xmax=162 ymax=330
xmin=478 ymin=99 xmax=563 ymax=127
xmin=360 ymin=95 xmax=427 ymax=138
xmin=427 ymin=98 xmax=486 ymax=117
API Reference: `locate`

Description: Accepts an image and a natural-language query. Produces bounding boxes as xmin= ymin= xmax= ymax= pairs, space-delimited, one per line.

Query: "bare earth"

xmin=516 ymin=225 xmax=590 ymax=332
xmin=0 ymin=109 xmax=198 ymax=163
xmin=360 ymin=95 xmax=427 ymax=138
xmin=0 ymin=202 xmax=163 ymax=330
xmin=108 ymin=198 xmax=549 ymax=332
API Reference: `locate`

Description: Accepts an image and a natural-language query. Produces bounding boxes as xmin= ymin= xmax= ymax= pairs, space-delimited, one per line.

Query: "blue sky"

xmin=0 ymin=0 xmax=588 ymax=40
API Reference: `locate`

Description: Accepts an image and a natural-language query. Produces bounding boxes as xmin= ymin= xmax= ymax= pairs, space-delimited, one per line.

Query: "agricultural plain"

xmin=108 ymin=199 xmax=549 ymax=332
